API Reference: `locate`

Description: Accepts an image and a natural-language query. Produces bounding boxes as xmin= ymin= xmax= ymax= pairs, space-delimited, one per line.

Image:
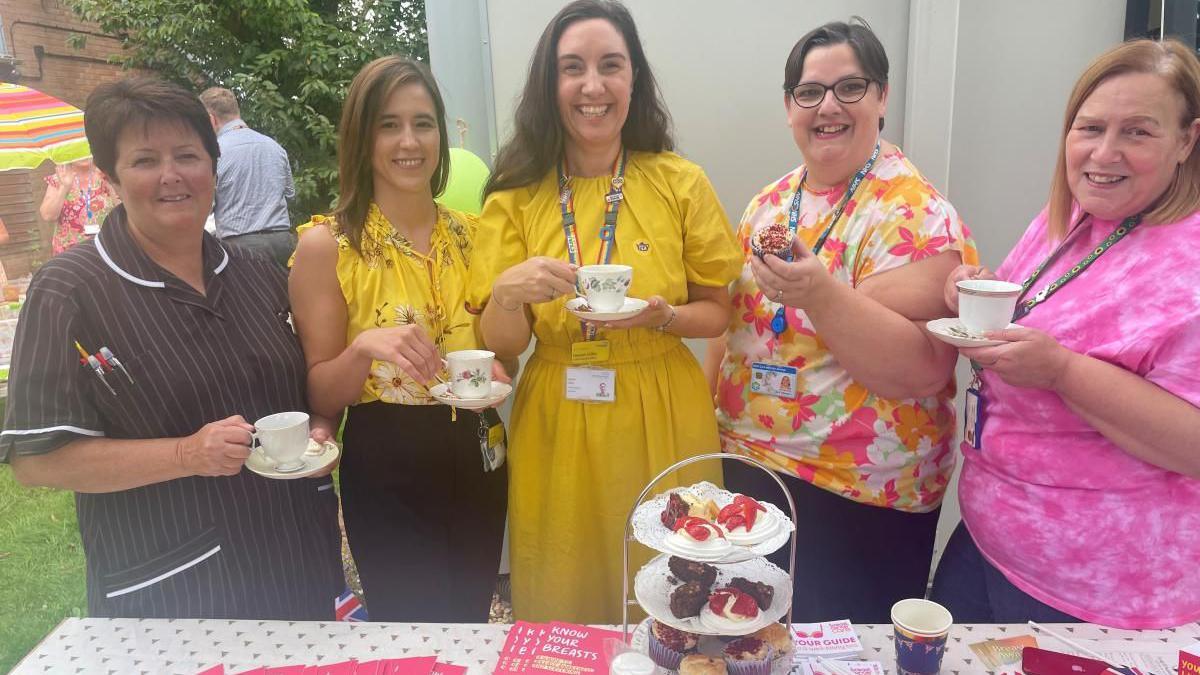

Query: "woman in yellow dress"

xmin=290 ymin=57 xmax=507 ymax=621
xmin=467 ymin=0 xmax=742 ymax=623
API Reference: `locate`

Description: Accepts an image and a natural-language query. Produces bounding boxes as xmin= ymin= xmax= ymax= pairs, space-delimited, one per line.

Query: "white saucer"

xmin=565 ymin=296 xmax=650 ymax=321
xmin=245 ymin=440 xmax=340 ymax=480
xmin=926 ymin=318 xmax=1017 ymax=348
xmin=429 ymin=381 xmax=513 ymax=411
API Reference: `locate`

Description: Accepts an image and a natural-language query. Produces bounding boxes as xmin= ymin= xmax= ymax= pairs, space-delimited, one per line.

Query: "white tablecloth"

xmin=12 ymin=618 xmax=1199 ymax=675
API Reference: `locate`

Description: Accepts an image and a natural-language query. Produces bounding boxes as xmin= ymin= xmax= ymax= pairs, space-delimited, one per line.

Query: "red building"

xmin=0 ymin=0 xmax=124 ymax=277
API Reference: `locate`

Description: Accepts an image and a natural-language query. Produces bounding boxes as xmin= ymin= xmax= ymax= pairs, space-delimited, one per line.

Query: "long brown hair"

xmin=484 ymin=0 xmax=673 ymax=197
xmin=1047 ymin=39 xmax=1200 ymax=240
xmin=332 ymin=56 xmax=450 ymax=252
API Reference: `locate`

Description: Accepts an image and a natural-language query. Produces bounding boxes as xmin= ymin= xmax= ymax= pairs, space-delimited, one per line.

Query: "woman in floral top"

xmin=706 ymin=19 xmax=977 ymax=623
xmin=289 ymin=57 xmax=507 ymax=621
xmin=39 ymin=157 xmax=120 ymax=255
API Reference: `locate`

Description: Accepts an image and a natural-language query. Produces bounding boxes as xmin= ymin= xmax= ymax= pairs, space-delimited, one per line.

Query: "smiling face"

xmin=786 ymin=43 xmax=887 ymax=186
xmin=109 ymin=119 xmax=215 ymax=237
xmin=1065 ymin=72 xmax=1199 ymax=220
xmin=371 ymin=82 xmax=441 ymax=198
xmin=555 ymin=18 xmax=633 ymax=160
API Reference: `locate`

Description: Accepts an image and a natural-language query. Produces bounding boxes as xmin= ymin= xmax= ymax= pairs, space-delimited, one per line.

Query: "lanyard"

xmin=1011 ymin=213 xmax=1140 ymax=321
xmin=770 ymin=141 xmax=881 ymax=338
xmin=558 ymin=149 xmax=628 ymax=341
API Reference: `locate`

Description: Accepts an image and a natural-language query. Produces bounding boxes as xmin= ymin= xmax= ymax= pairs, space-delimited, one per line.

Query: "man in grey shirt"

xmin=200 ymin=87 xmax=297 ymax=267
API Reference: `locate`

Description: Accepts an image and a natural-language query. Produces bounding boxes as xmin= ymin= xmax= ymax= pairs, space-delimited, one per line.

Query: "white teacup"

xmin=252 ymin=411 xmax=309 ymax=472
xmin=446 ymin=349 xmax=495 ymax=399
xmin=957 ymin=279 xmax=1022 ymax=335
xmin=577 ymin=264 xmax=633 ymax=313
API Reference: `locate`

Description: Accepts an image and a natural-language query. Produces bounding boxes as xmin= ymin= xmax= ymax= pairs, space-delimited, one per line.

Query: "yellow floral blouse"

xmin=298 ymin=203 xmax=478 ymax=405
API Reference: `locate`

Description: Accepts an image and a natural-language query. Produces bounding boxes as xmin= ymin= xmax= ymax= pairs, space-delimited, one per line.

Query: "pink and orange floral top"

xmin=44 ymin=171 xmax=120 ymax=256
xmin=717 ymin=144 xmax=978 ymax=513
xmin=960 ymin=209 xmax=1200 ymax=628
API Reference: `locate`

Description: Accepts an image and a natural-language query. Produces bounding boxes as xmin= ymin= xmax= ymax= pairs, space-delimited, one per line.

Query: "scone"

xmin=749 ymin=623 xmax=793 ymax=659
xmin=679 ymin=654 xmax=727 ymax=675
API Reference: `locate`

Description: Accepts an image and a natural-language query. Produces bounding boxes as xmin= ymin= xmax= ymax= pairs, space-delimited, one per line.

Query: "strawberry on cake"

xmin=664 ymin=516 xmax=733 ymax=560
xmin=716 ymin=495 xmax=783 ymax=546
xmin=699 ymin=586 xmax=761 ymax=633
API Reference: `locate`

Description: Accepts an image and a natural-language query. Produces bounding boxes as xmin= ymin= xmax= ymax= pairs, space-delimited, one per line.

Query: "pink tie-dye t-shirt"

xmin=959 ymin=209 xmax=1200 ymax=629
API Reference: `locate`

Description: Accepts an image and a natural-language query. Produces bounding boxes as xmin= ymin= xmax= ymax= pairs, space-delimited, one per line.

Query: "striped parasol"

xmin=0 ymin=82 xmax=91 ymax=171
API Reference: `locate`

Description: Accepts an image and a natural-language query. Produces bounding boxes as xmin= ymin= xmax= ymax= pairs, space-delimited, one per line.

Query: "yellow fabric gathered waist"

xmin=532 ymin=334 xmax=683 ymax=366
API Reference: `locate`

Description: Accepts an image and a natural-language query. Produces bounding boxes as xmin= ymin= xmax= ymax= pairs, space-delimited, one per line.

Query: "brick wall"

xmin=1 ymin=0 xmax=124 ymax=277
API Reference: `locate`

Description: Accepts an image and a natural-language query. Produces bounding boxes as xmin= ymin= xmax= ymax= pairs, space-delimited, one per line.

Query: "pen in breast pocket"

xmin=85 ymin=354 xmax=117 ymax=396
xmin=99 ymin=347 xmax=135 ymax=385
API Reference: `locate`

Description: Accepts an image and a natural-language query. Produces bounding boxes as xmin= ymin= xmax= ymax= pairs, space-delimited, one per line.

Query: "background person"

xmin=467 ymin=0 xmax=742 ymax=623
xmin=2 ymin=77 xmax=343 ymax=619
xmin=200 ymin=87 xmax=297 ymax=267
xmin=706 ymin=18 xmax=977 ymax=623
xmin=932 ymin=38 xmax=1200 ymax=628
xmin=38 ymin=156 xmax=120 ymax=255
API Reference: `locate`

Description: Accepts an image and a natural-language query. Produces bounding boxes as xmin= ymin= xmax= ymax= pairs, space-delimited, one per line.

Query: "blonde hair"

xmin=1046 ymin=39 xmax=1200 ymax=240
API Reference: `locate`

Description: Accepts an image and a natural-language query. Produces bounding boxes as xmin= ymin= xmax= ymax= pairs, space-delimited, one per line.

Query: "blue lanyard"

xmin=770 ymin=141 xmax=881 ymax=338
xmin=557 ymin=149 xmax=628 ymax=340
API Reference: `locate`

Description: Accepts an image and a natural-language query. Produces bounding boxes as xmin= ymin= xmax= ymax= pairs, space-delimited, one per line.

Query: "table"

xmin=12 ymin=618 xmax=1199 ymax=675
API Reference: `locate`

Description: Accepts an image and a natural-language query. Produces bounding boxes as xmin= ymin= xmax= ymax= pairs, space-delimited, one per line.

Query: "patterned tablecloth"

xmin=11 ymin=618 xmax=1199 ymax=675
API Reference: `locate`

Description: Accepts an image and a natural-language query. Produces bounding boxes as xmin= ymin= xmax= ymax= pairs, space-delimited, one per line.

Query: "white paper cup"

xmin=446 ymin=349 xmax=494 ymax=398
xmin=957 ymin=279 xmax=1022 ymax=334
xmin=252 ymin=411 xmax=309 ymax=471
xmin=578 ymin=264 xmax=633 ymax=313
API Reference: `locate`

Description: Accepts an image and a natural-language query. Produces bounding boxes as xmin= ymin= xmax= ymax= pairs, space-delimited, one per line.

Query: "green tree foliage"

xmin=66 ymin=0 xmax=428 ymax=220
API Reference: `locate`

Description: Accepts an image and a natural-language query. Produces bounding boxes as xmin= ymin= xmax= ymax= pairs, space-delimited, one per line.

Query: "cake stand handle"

xmin=621 ymin=452 xmax=799 ymax=642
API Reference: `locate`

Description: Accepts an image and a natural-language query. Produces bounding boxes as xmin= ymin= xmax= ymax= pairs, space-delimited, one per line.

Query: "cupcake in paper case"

xmin=679 ymin=654 xmax=727 ymax=675
xmin=750 ymin=222 xmax=794 ymax=261
xmin=722 ymin=637 xmax=773 ymax=675
xmin=748 ymin=623 xmax=793 ymax=660
xmin=648 ymin=620 xmax=700 ymax=670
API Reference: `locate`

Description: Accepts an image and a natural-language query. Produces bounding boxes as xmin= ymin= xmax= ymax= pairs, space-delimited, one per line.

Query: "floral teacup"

xmin=446 ymin=349 xmax=494 ymax=399
xmin=577 ymin=264 xmax=633 ymax=312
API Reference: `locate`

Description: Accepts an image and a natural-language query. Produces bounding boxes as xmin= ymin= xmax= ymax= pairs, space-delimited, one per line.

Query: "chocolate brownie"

xmin=661 ymin=492 xmax=689 ymax=528
xmin=729 ymin=577 xmax=773 ymax=610
xmin=668 ymin=556 xmax=717 ymax=588
xmin=669 ymin=581 xmax=708 ymax=618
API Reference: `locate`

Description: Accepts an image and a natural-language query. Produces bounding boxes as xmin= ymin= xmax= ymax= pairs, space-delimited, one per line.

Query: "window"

xmin=1125 ymin=0 xmax=1200 ymax=51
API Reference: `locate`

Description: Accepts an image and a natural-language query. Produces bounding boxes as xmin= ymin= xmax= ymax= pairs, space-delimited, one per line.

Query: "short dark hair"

xmin=784 ymin=17 xmax=889 ymax=130
xmin=485 ymin=0 xmax=674 ymax=197
xmin=84 ymin=77 xmax=220 ymax=181
xmin=332 ymin=56 xmax=451 ymax=253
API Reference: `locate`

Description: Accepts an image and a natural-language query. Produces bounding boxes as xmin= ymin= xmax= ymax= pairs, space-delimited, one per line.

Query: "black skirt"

xmin=340 ymin=401 xmax=508 ymax=622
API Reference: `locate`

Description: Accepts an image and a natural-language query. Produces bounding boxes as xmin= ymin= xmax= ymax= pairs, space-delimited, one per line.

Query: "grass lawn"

xmin=0 ymin=468 xmax=86 ymax=673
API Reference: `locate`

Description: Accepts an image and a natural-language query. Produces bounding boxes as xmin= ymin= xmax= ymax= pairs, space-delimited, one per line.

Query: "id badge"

xmin=565 ymin=367 xmax=616 ymax=403
xmin=570 ymin=339 xmax=610 ymax=365
xmin=478 ymin=409 xmax=506 ymax=472
xmin=749 ymin=362 xmax=798 ymax=399
xmin=964 ymin=386 xmax=985 ymax=450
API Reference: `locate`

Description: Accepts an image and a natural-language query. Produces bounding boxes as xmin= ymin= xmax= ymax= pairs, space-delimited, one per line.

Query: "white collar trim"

xmin=95 ymin=229 xmax=230 ymax=288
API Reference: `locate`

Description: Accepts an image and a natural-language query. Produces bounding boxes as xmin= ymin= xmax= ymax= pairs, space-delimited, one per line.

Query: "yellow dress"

xmin=467 ymin=152 xmax=742 ymax=623
xmin=298 ymin=203 xmax=479 ymax=404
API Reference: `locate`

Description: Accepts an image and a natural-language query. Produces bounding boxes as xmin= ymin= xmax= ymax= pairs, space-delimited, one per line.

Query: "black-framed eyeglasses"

xmin=785 ymin=76 xmax=874 ymax=108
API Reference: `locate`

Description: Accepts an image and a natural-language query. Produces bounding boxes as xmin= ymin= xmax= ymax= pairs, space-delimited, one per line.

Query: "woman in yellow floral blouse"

xmin=705 ymin=19 xmax=978 ymax=623
xmin=290 ymin=57 xmax=507 ymax=621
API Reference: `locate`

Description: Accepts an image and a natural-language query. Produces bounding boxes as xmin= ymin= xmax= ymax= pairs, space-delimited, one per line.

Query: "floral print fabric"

xmin=297 ymin=203 xmax=477 ymax=406
xmin=45 ymin=172 xmax=120 ymax=255
xmin=717 ymin=145 xmax=978 ymax=513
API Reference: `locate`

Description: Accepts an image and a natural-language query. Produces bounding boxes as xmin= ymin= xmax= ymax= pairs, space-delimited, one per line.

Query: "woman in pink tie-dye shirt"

xmin=932 ymin=39 xmax=1200 ymax=628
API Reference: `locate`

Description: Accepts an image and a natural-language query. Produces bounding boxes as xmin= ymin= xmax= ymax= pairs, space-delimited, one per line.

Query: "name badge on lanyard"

xmin=749 ymin=362 xmax=798 ymax=399
xmin=964 ymin=370 xmax=984 ymax=450
xmin=560 ymin=150 xmax=627 ymax=401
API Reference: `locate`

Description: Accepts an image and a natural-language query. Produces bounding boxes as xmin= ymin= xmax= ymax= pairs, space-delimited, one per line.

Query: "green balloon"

xmin=437 ymin=147 xmax=491 ymax=215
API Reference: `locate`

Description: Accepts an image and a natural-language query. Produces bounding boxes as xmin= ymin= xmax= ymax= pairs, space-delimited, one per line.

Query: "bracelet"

xmin=657 ymin=304 xmax=677 ymax=332
xmin=491 ymin=287 xmax=523 ymax=312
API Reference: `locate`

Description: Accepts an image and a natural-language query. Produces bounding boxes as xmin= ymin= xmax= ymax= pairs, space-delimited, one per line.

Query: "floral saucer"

xmin=565 ymin=296 xmax=650 ymax=322
xmin=245 ymin=440 xmax=339 ymax=480
xmin=429 ymin=381 xmax=513 ymax=411
xmin=926 ymin=318 xmax=1017 ymax=348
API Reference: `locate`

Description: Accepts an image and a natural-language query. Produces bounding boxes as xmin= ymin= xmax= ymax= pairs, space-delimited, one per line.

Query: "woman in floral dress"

xmin=39 ymin=157 xmax=120 ymax=255
xmin=289 ymin=57 xmax=507 ymax=621
xmin=705 ymin=18 xmax=977 ymax=623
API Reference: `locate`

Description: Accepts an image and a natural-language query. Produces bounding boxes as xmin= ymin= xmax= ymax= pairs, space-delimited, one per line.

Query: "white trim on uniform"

xmin=0 ymin=424 xmax=105 ymax=437
xmin=95 ymin=231 xmax=166 ymax=288
xmin=212 ymin=243 xmax=230 ymax=275
xmin=104 ymin=545 xmax=222 ymax=598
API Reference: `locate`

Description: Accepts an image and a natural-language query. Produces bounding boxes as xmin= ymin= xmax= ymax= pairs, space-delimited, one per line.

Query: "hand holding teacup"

xmin=178 ymin=414 xmax=256 ymax=477
xmin=942 ymin=264 xmax=995 ymax=314
xmin=492 ymin=256 xmax=578 ymax=309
